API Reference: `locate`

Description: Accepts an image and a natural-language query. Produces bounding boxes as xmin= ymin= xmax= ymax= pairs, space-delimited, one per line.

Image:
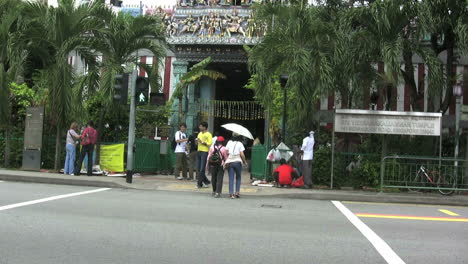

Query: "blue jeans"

xmin=197 ymin=151 xmax=210 ymax=187
xmin=64 ymin=144 xmax=76 ymax=174
xmin=228 ymin=162 xmax=242 ymax=194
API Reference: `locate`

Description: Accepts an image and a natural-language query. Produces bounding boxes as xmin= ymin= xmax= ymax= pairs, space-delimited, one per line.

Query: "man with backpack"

xmin=75 ymin=121 xmax=98 ymax=176
xmin=206 ymin=136 xmax=228 ymax=198
xmin=174 ymin=123 xmax=189 ymax=180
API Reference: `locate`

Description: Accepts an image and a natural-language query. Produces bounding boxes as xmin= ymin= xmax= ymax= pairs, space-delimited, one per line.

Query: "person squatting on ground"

xmin=301 ymin=131 xmax=315 ymax=189
xmin=206 ymin=136 xmax=228 ymax=198
xmin=75 ymin=121 xmax=97 ymax=176
xmin=174 ymin=123 xmax=189 ymax=180
xmin=196 ymin=122 xmax=212 ymax=188
xmin=64 ymin=122 xmax=81 ymax=175
xmin=225 ymin=132 xmax=247 ymax=199
xmin=187 ymin=128 xmax=199 ymax=181
xmin=273 ymin=159 xmax=299 ymax=187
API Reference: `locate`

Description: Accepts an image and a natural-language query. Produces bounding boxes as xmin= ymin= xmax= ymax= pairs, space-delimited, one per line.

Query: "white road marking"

xmin=0 ymin=188 xmax=110 ymax=211
xmin=0 ymin=180 xmax=3 ymax=182
xmin=332 ymin=201 xmax=405 ymax=264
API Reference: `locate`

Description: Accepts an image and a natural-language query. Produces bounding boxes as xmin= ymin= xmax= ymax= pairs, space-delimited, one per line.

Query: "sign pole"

xmin=126 ymin=69 xmax=137 ymax=183
xmin=439 ymin=112 xmax=443 ymax=169
xmin=330 ymin=108 xmax=335 ymax=189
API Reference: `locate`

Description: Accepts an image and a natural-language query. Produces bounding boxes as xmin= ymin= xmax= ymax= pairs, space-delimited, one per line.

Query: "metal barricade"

xmin=380 ymin=156 xmax=468 ymax=193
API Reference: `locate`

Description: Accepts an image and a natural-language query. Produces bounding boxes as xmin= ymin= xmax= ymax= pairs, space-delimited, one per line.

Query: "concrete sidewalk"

xmin=1 ymin=168 xmax=468 ymax=206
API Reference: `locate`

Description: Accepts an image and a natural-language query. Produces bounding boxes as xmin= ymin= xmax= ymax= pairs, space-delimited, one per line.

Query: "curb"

xmin=0 ymin=174 xmax=127 ymax=189
xmin=2 ymin=173 xmax=468 ymax=206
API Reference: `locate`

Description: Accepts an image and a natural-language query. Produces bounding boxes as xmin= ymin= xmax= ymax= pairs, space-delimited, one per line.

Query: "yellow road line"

xmin=343 ymin=201 xmax=468 ymax=209
xmin=438 ymin=209 xmax=460 ymax=216
xmin=356 ymin=213 xmax=468 ymax=222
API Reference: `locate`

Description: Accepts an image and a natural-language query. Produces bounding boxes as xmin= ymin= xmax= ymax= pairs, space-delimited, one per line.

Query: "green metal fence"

xmin=381 ymin=156 xmax=468 ymax=193
xmin=251 ymin=144 xmax=267 ymax=179
xmin=133 ymin=139 xmax=161 ymax=172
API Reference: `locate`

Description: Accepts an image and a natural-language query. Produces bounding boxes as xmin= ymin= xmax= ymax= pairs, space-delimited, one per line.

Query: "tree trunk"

xmin=4 ymin=127 xmax=10 ymax=168
xmin=95 ymin=109 xmax=105 ymax=165
xmin=339 ymin=87 xmax=349 ymax=109
xmin=440 ymin=45 xmax=455 ymax=113
xmin=54 ymin=125 xmax=61 ymax=171
xmin=402 ymin=47 xmax=421 ymax=112
xmin=440 ymin=39 xmax=455 ymax=114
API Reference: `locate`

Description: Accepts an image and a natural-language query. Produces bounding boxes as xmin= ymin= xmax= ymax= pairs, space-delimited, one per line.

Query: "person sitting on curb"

xmin=273 ymin=159 xmax=298 ymax=188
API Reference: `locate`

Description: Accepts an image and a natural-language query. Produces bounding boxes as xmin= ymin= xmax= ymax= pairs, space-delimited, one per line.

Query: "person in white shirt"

xmin=225 ymin=132 xmax=247 ymax=199
xmin=174 ymin=123 xmax=189 ymax=180
xmin=301 ymin=131 xmax=315 ymax=189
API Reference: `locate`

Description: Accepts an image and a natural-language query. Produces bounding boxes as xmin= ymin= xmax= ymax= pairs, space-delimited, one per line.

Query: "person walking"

xmin=301 ymin=131 xmax=315 ymax=189
xmin=187 ymin=128 xmax=199 ymax=181
xmin=75 ymin=121 xmax=98 ymax=176
xmin=206 ymin=136 xmax=228 ymax=198
xmin=64 ymin=122 xmax=80 ymax=175
xmin=174 ymin=123 xmax=189 ymax=180
xmin=196 ymin=122 xmax=212 ymax=188
xmin=225 ymin=132 xmax=247 ymax=199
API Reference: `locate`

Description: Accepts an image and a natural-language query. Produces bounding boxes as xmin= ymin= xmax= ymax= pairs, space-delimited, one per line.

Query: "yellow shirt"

xmin=197 ymin=131 xmax=212 ymax=152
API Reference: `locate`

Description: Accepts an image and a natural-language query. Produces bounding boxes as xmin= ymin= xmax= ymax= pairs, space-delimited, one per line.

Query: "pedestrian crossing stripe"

xmin=356 ymin=213 xmax=468 ymax=222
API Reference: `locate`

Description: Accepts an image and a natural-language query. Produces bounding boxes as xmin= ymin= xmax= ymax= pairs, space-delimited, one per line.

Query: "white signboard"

xmin=334 ymin=110 xmax=442 ymax=136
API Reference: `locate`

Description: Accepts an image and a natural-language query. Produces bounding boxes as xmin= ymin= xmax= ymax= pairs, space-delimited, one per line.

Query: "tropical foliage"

xmin=0 ymin=0 xmax=167 ymax=169
xmin=248 ymin=0 xmax=468 ymax=138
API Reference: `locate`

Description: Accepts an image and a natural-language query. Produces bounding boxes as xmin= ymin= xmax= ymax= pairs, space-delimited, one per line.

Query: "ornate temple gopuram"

xmin=117 ymin=0 xmax=266 ymax=138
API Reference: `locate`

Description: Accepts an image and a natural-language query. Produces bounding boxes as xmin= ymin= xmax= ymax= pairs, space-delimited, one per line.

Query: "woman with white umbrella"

xmin=225 ymin=132 xmax=248 ymax=199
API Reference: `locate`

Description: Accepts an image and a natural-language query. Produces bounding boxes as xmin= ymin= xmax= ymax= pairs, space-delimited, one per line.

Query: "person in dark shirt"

xmin=187 ymin=128 xmax=199 ymax=181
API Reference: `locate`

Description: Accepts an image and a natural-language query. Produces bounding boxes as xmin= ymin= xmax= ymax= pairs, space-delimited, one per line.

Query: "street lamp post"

xmin=454 ymin=82 xmax=463 ymax=172
xmin=279 ymin=74 xmax=289 ymax=143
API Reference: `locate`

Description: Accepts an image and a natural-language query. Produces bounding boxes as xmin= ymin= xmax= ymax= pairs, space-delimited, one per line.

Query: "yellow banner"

xmin=100 ymin=144 xmax=125 ymax=172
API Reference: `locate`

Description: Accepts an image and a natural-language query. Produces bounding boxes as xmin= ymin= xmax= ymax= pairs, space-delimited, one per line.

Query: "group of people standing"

xmin=63 ymin=121 xmax=98 ymax=177
xmin=174 ymin=122 xmax=247 ymax=199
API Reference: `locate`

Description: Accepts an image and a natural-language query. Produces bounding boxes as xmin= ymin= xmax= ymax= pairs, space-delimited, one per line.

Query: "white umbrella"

xmin=221 ymin=123 xmax=254 ymax=140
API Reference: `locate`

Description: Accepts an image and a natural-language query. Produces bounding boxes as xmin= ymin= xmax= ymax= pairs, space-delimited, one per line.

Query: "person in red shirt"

xmin=273 ymin=159 xmax=298 ymax=187
xmin=74 ymin=121 xmax=98 ymax=176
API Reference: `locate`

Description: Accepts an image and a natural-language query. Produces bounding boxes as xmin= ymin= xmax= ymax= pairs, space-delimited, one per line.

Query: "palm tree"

xmin=81 ymin=11 xmax=167 ymax=164
xmin=0 ymin=0 xmax=28 ymax=167
xmin=24 ymin=0 xmax=109 ymax=170
xmin=172 ymin=57 xmax=226 ymax=123
xmin=249 ymin=1 xmax=335 ymax=130
xmin=418 ymin=0 xmax=468 ymax=113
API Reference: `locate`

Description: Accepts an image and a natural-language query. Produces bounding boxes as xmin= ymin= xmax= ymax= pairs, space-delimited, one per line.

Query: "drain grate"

xmin=261 ymin=204 xmax=282 ymax=209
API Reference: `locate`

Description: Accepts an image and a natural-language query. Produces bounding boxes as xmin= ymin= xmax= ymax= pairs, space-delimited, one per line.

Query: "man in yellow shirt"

xmin=196 ymin=122 xmax=212 ymax=188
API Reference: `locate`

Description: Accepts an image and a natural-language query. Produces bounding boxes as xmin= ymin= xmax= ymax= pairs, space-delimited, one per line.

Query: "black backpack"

xmin=209 ymin=146 xmax=223 ymax=165
xmin=171 ymin=137 xmax=177 ymax=150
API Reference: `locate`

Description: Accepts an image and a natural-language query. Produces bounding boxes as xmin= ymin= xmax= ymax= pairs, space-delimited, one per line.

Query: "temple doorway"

xmin=211 ymin=63 xmax=264 ymax=158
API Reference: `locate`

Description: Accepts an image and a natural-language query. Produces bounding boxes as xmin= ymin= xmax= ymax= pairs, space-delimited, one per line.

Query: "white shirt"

xmin=174 ymin=131 xmax=187 ymax=153
xmin=301 ymin=135 xmax=315 ymax=160
xmin=225 ymin=140 xmax=245 ymax=164
xmin=212 ymin=136 xmax=218 ymax=145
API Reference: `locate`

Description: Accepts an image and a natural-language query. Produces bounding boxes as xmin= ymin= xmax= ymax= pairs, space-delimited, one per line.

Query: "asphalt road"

xmin=1 ymin=181 xmax=467 ymax=264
